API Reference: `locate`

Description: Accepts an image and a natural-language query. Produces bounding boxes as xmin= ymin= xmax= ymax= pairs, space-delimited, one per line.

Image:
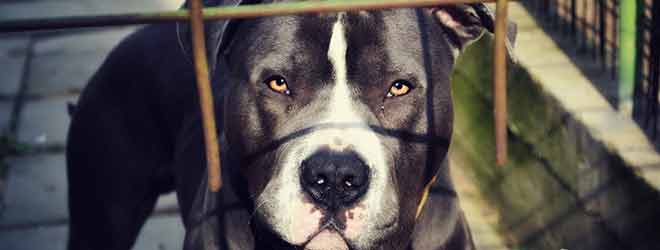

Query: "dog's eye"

xmin=387 ymin=80 xmax=412 ymax=98
xmin=265 ymin=75 xmax=291 ymax=95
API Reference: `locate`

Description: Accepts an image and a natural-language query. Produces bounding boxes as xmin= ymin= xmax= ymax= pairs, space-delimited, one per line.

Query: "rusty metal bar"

xmin=190 ymin=0 xmax=222 ymax=192
xmin=494 ymin=0 xmax=509 ymax=166
xmin=0 ymin=0 xmax=502 ymax=33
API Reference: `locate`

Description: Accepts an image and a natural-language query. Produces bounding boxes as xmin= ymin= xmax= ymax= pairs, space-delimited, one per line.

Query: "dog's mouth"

xmin=302 ymin=217 xmax=351 ymax=250
xmin=268 ymin=191 xmax=400 ymax=250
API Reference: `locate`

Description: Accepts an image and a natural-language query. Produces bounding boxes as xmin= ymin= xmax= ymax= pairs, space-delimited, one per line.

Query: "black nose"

xmin=301 ymin=149 xmax=370 ymax=210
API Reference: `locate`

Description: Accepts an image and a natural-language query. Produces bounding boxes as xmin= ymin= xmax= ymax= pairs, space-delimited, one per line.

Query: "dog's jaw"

xmin=254 ymin=13 xmax=399 ymax=250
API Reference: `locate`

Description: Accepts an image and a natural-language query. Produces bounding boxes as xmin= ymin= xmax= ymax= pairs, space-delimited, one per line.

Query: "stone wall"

xmin=450 ymin=31 xmax=660 ymax=250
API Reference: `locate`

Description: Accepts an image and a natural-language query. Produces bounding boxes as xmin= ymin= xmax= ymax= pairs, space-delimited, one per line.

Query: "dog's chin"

xmin=303 ymin=229 xmax=350 ymax=250
xmin=260 ymin=198 xmax=398 ymax=250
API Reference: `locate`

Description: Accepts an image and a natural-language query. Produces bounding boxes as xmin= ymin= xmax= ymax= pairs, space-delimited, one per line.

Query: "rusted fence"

xmin=526 ymin=0 xmax=621 ymax=79
xmin=634 ymin=0 xmax=660 ymax=140
xmin=0 ymin=0 xmax=512 ymax=191
xmin=525 ymin=0 xmax=660 ymax=146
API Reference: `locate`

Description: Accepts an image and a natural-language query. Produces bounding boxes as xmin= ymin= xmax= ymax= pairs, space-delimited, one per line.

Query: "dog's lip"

xmin=321 ymin=214 xmax=347 ymax=231
xmin=305 ymin=217 xmax=341 ymax=241
xmin=301 ymin=217 xmax=351 ymax=248
xmin=375 ymin=214 xmax=398 ymax=230
xmin=302 ymin=228 xmax=353 ymax=250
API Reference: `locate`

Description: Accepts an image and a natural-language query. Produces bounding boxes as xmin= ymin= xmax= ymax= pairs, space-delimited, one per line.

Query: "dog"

xmin=66 ymin=1 xmax=515 ymax=249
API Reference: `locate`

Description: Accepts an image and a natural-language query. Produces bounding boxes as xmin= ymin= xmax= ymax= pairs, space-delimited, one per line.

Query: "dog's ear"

xmin=432 ymin=4 xmax=517 ymax=59
xmin=432 ymin=4 xmax=483 ymax=50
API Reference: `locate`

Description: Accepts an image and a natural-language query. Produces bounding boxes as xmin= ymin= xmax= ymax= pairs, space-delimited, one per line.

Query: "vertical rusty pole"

xmin=494 ymin=0 xmax=509 ymax=166
xmin=190 ymin=0 xmax=222 ymax=192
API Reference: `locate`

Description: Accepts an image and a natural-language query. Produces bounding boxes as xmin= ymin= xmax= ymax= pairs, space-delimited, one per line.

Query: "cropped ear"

xmin=432 ymin=4 xmax=517 ymax=60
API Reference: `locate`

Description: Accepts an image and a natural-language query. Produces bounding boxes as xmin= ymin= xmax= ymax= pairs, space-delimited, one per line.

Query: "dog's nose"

xmin=301 ymin=149 xmax=370 ymax=210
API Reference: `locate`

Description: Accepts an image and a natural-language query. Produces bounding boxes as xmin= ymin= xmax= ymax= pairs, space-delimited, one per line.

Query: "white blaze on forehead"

xmin=328 ymin=14 xmax=347 ymax=77
xmin=326 ymin=13 xmax=356 ymax=124
xmin=323 ymin=14 xmax=398 ymax=247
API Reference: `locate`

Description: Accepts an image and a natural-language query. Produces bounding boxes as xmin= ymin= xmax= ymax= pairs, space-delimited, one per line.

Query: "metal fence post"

xmin=619 ymin=0 xmax=639 ymax=115
xmin=190 ymin=0 xmax=222 ymax=192
xmin=494 ymin=0 xmax=509 ymax=166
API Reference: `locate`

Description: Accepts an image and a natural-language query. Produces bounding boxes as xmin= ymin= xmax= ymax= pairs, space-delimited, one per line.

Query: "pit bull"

xmin=66 ymin=1 xmax=515 ymax=249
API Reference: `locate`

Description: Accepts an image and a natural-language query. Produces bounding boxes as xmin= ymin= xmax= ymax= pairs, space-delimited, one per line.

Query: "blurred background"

xmin=0 ymin=1 xmax=659 ymax=250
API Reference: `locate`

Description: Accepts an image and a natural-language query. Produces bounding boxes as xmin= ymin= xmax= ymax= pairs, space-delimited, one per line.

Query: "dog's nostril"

xmin=344 ymin=178 xmax=353 ymax=188
xmin=301 ymin=150 xmax=370 ymax=209
xmin=342 ymin=176 xmax=362 ymax=189
xmin=315 ymin=175 xmax=327 ymax=185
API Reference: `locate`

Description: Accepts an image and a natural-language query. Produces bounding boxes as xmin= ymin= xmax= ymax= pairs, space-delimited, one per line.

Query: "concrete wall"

xmin=450 ymin=32 xmax=660 ymax=250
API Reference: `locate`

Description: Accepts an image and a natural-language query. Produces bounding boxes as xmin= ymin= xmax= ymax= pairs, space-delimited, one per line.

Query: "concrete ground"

xmin=0 ymin=1 xmax=185 ymax=249
xmin=0 ymin=1 xmax=509 ymax=250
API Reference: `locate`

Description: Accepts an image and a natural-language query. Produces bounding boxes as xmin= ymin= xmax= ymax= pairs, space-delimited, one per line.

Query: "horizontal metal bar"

xmin=0 ymin=0 xmax=499 ymax=33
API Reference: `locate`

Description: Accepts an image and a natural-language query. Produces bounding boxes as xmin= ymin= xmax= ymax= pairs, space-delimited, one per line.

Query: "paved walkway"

xmin=0 ymin=1 xmax=185 ymax=250
xmin=0 ymin=1 xmax=509 ymax=250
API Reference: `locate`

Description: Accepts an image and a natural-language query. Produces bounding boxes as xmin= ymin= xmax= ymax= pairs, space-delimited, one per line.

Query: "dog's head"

xmin=181 ymin=1 xmax=512 ymax=249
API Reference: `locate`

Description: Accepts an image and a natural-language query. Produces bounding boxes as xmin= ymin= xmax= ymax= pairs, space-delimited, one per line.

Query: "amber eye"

xmin=265 ymin=75 xmax=291 ymax=95
xmin=387 ymin=80 xmax=412 ymax=97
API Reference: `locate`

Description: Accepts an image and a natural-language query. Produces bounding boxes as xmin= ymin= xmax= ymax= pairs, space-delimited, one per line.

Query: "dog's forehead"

xmin=344 ymin=10 xmax=428 ymax=86
xmin=243 ymin=9 xmax=430 ymax=86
